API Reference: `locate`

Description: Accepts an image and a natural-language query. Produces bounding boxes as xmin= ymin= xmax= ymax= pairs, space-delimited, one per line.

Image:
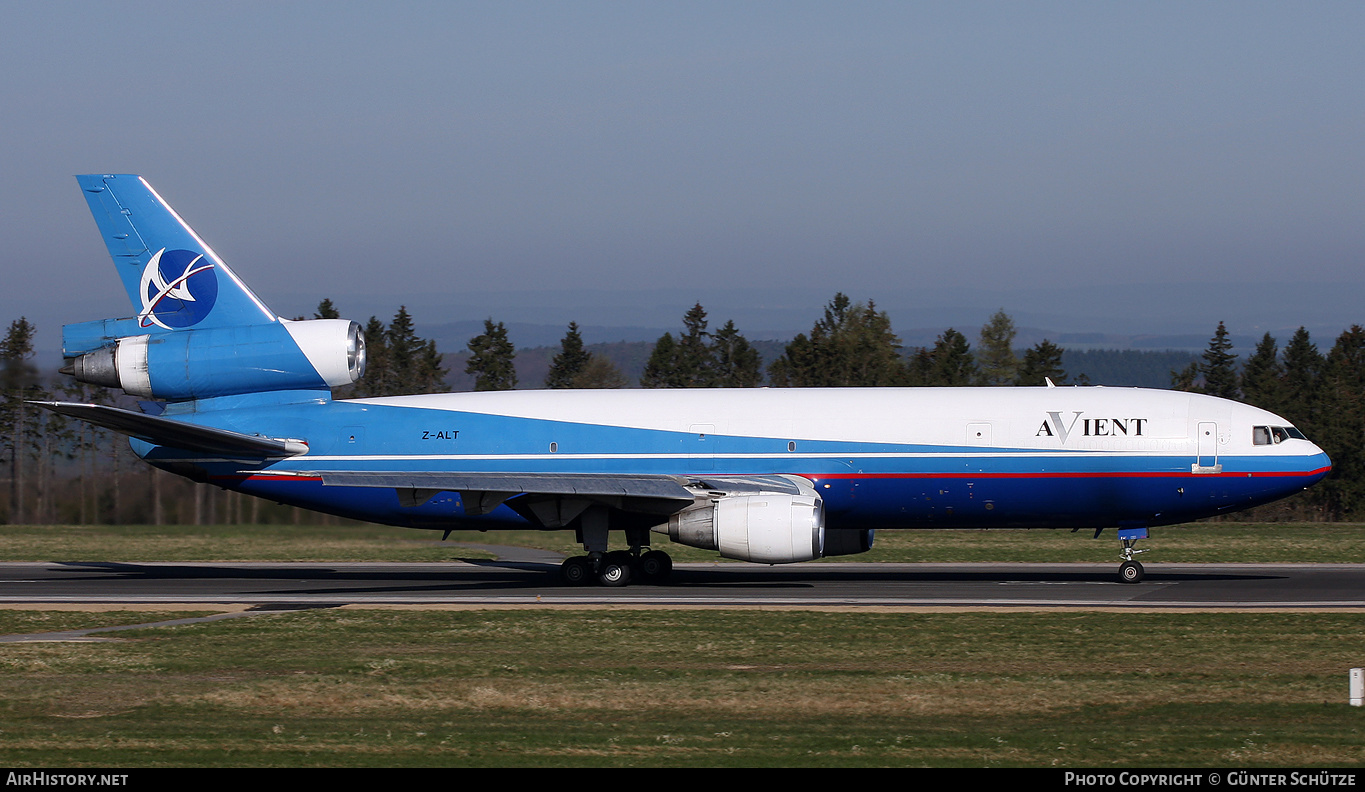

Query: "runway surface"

xmin=1 ymin=556 xmax=1363 ymax=609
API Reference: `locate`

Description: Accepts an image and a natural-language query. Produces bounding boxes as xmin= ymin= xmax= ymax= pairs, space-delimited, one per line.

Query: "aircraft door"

xmin=689 ymin=424 xmax=716 ymax=471
xmin=1194 ymin=421 xmax=1220 ymax=473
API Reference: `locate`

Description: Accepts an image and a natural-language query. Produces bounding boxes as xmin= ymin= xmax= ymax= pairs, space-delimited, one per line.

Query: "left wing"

xmin=287 ymin=470 xmax=812 ymax=528
xmin=287 ymin=469 xmax=698 ymax=527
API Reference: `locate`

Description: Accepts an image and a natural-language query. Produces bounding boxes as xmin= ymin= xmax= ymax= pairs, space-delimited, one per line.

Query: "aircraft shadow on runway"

xmin=42 ymin=561 xmax=1285 ymax=596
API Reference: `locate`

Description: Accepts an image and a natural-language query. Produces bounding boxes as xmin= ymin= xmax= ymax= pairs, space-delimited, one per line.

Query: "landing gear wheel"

xmin=1119 ymin=560 xmax=1145 ymax=584
xmin=560 ymin=556 xmax=593 ymax=586
xmin=637 ymin=550 xmax=673 ymax=583
xmin=598 ymin=556 xmax=633 ymax=587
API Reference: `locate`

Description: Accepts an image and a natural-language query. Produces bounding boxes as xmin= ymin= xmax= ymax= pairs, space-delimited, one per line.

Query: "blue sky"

xmin=4 ymin=2 xmax=1364 ymax=349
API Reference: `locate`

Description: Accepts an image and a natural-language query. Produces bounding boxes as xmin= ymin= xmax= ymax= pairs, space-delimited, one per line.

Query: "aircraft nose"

xmin=1306 ymin=444 xmax=1332 ymax=483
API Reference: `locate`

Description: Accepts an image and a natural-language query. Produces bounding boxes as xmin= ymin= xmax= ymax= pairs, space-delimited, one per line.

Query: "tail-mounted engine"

xmin=62 ymin=318 xmax=365 ymax=401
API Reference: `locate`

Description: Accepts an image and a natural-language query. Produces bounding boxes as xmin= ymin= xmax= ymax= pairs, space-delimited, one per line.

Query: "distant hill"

xmin=1061 ymin=349 xmax=1200 ymax=388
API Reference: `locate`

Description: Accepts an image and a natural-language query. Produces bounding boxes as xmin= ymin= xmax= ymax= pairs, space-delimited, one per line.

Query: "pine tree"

xmin=56 ymin=378 xmax=111 ymax=525
xmin=1170 ymin=361 xmax=1200 ymax=392
xmin=903 ymin=346 xmax=935 ymax=386
xmin=346 ymin=307 xmax=446 ymax=396
xmin=546 ymin=322 xmax=591 ymax=389
xmin=902 ymin=330 xmax=979 ymax=387
xmin=926 ymin=328 xmax=977 ymax=386
xmin=1313 ymin=326 xmax=1365 ymax=518
xmin=572 ymin=356 xmax=628 ymax=389
xmin=843 ymin=300 xmax=904 ymax=386
xmin=640 ymin=305 xmax=760 ymax=388
xmin=767 ymin=331 xmax=820 ymax=387
xmin=314 ymin=298 xmax=340 ymax=320
xmin=640 ymin=332 xmax=682 ymax=388
xmin=768 ymin=294 xmax=852 ymax=387
xmin=1 ymin=318 xmax=41 ymax=523
xmin=1280 ymin=327 xmax=1323 ymax=433
xmin=386 ymin=307 xmax=422 ymax=393
xmin=976 ymin=309 xmax=1019 ymax=386
xmin=768 ymin=293 xmax=903 ymax=386
xmin=1240 ymin=332 xmax=1285 ymax=411
xmin=674 ymin=303 xmax=715 ymax=387
xmin=351 ymin=316 xmax=391 ymax=397
xmin=711 ymin=320 xmax=763 ymax=387
xmin=416 ymin=339 xmax=449 ymax=394
xmin=1016 ymin=339 xmax=1067 ymax=386
xmin=1199 ymin=321 xmax=1239 ymax=399
xmin=466 ymin=319 xmax=517 ymax=391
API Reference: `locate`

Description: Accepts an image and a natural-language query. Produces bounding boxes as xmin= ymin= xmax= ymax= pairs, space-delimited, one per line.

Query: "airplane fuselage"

xmin=56 ymin=174 xmax=1333 ymax=584
xmin=140 ymin=385 xmax=1330 ymax=533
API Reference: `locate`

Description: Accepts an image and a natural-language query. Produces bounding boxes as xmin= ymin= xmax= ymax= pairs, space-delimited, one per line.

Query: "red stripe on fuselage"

xmin=810 ymin=466 xmax=1331 ymax=481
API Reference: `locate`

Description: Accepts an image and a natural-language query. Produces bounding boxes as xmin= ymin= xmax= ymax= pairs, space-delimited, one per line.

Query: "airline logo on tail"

xmin=138 ymin=248 xmax=218 ymax=329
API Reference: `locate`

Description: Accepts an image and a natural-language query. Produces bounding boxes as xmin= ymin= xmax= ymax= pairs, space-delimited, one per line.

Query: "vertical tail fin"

xmin=66 ymin=175 xmax=365 ymax=402
xmin=76 ymin=174 xmax=277 ymax=330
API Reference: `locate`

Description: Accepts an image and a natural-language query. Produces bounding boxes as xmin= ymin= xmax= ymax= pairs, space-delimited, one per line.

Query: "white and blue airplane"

xmin=40 ymin=174 xmax=1332 ymax=586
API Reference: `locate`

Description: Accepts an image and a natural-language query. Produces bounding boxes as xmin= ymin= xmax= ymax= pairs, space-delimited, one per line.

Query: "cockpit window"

xmin=1253 ymin=426 xmax=1306 ymax=445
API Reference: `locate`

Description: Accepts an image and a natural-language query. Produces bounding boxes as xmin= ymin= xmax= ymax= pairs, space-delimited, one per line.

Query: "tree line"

xmin=469 ymin=295 xmax=1070 ymax=391
xmin=1169 ymin=320 xmax=1365 ymax=519
xmin=3 ymin=295 xmax=1364 ymax=522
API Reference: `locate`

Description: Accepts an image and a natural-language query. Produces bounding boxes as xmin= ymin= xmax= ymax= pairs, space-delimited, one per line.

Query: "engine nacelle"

xmin=658 ymin=492 xmax=825 ymax=564
xmin=65 ymin=319 xmax=365 ymax=401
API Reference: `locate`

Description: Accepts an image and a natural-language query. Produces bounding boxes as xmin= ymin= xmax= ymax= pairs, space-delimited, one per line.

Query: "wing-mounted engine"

xmin=656 ymin=475 xmax=827 ymax=564
xmin=62 ymin=318 xmax=365 ymax=401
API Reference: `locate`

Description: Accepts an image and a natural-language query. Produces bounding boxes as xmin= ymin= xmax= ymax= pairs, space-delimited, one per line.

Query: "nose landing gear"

xmin=1117 ymin=525 xmax=1149 ymax=584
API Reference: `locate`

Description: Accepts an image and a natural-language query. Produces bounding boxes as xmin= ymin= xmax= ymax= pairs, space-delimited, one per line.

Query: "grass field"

xmin=1 ymin=520 xmax=1363 ymax=563
xmin=0 ymin=522 xmax=1362 ymax=767
xmin=1 ymin=609 xmax=1363 ymax=767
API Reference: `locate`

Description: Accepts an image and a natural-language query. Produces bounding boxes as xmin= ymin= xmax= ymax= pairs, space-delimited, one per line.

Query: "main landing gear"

xmin=558 ymin=506 xmax=673 ymax=587
xmin=559 ymin=548 xmax=673 ymax=587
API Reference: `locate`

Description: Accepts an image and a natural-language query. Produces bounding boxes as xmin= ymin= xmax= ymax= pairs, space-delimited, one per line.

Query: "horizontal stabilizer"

xmin=31 ymin=401 xmax=308 ymax=457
